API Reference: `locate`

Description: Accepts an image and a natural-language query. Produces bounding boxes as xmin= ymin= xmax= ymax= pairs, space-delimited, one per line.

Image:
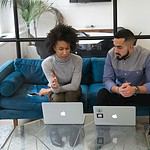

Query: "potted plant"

xmin=1 ymin=0 xmax=64 ymax=38
xmin=1 ymin=0 xmax=64 ymax=58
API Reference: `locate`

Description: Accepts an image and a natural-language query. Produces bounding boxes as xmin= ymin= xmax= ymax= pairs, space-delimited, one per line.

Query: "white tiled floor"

xmin=0 ymin=119 xmax=34 ymax=149
xmin=0 ymin=119 xmax=31 ymax=126
xmin=0 ymin=120 xmax=13 ymax=125
xmin=0 ymin=121 xmax=14 ymax=148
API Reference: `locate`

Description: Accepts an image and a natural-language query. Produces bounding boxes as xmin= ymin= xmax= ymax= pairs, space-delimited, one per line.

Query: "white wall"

xmin=117 ymin=0 xmax=150 ymax=35
xmin=50 ymin=0 xmax=113 ymax=29
xmin=0 ymin=9 xmax=1 ymax=34
xmin=0 ymin=4 xmax=16 ymax=65
xmin=117 ymin=0 xmax=150 ymax=49
xmin=1 ymin=5 xmax=14 ymax=34
xmin=0 ymin=43 xmax=17 ymax=65
xmin=1 ymin=0 xmax=150 ymax=64
xmin=49 ymin=0 xmax=150 ymax=49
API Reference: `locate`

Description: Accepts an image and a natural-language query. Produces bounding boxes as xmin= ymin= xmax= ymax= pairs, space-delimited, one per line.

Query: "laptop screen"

xmin=42 ymin=102 xmax=85 ymax=124
xmin=93 ymin=106 xmax=136 ymax=126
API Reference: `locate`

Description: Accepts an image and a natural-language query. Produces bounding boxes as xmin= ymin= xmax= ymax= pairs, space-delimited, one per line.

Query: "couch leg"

xmin=13 ymin=119 xmax=18 ymax=128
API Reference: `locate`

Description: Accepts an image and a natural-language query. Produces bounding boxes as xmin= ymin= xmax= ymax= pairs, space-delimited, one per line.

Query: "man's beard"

xmin=116 ymin=51 xmax=129 ymax=60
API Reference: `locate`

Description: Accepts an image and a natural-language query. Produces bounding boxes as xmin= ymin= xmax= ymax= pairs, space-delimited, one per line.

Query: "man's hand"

xmin=119 ymin=82 xmax=135 ymax=97
xmin=39 ymin=88 xmax=51 ymax=96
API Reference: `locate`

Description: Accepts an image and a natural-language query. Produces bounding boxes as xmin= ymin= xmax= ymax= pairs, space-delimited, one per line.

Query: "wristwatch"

xmin=134 ymin=86 xmax=140 ymax=95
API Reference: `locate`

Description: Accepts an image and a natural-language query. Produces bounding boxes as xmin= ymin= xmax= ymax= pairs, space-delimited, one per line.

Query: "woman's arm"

xmin=52 ymin=56 xmax=82 ymax=93
xmin=39 ymin=88 xmax=52 ymax=96
xmin=41 ymin=57 xmax=54 ymax=86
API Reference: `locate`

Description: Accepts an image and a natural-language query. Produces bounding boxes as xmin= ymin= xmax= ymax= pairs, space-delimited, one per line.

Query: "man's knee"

xmin=96 ymin=88 xmax=110 ymax=105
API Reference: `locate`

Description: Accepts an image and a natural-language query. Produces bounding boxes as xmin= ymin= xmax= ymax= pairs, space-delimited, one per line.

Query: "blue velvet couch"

xmin=0 ymin=58 xmax=149 ymax=122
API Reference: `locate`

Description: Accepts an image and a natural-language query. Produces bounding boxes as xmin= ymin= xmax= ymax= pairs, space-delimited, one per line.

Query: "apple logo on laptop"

xmin=112 ymin=114 xmax=117 ymax=119
xmin=60 ymin=111 xmax=66 ymax=117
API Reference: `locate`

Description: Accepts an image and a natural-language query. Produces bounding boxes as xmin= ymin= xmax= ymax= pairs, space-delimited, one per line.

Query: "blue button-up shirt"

xmin=103 ymin=45 xmax=150 ymax=93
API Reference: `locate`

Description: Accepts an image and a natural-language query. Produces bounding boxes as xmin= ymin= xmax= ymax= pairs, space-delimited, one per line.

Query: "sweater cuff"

xmin=51 ymin=87 xmax=60 ymax=93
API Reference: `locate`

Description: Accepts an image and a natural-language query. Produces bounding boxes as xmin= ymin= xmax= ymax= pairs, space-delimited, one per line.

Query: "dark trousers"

xmin=48 ymin=88 xmax=81 ymax=102
xmin=96 ymin=88 xmax=150 ymax=106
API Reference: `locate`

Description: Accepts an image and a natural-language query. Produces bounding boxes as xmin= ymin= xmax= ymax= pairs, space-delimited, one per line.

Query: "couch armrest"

xmin=0 ymin=60 xmax=14 ymax=82
xmin=0 ymin=71 xmax=25 ymax=96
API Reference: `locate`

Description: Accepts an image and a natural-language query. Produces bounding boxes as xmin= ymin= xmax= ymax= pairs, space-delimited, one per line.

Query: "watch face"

xmin=135 ymin=86 xmax=140 ymax=94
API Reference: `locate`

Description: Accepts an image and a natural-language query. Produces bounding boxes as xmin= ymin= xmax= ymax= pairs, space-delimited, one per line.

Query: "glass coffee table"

xmin=2 ymin=114 xmax=150 ymax=150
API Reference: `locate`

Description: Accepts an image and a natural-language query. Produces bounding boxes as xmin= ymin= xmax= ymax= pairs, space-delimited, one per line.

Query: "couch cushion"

xmin=0 ymin=71 xmax=24 ymax=97
xmin=0 ymin=109 xmax=43 ymax=119
xmin=88 ymin=83 xmax=104 ymax=112
xmin=80 ymin=84 xmax=88 ymax=112
xmin=14 ymin=58 xmax=48 ymax=84
xmin=81 ymin=58 xmax=91 ymax=84
xmin=91 ymin=57 xmax=105 ymax=83
xmin=81 ymin=84 xmax=88 ymax=101
xmin=0 ymin=84 xmax=49 ymax=110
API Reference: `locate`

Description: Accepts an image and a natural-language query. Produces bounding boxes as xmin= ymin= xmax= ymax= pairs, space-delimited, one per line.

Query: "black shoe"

xmin=50 ymin=129 xmax=63 ymax=147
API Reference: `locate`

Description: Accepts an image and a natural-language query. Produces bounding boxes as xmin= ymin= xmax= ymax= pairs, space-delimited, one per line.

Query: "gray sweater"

xmin=42 ymin=53 xmax=82 ymax=93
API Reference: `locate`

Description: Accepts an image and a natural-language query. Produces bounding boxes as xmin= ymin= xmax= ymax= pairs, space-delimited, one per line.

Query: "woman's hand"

xmin=39 ymin=88 xmax=51 ymax=96
xmin=51 ymin=72 xmax=59 ymax=89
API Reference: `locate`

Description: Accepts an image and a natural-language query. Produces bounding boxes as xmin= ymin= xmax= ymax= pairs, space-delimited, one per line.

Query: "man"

xmin=96 ymin=29 xmax=150 ymax=106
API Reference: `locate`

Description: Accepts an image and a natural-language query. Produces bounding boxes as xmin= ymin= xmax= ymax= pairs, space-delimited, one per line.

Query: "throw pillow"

xmin=14 ymin=58 xmax=48 ymax=84
xmin=0 ymin=71 xmax=24 ymax=97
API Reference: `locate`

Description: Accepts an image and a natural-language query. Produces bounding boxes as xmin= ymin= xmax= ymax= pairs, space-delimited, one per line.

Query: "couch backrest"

xmin=14 ymin=57 xmax=105 ymax=85
xmin=14 ymin=58 xmax=48 ymax=84
xmin=81 ymin=57 xmax=105 ymax=84
xmin=91 ymin=57 xmax=105 ymax=83
xmin=81 ymin=58 xmax=92 ymax=84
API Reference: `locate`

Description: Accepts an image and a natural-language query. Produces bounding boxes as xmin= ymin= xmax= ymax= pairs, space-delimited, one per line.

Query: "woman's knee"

xmin=51 ymin=93 xmax=65 ymax=102
xmin=65 ymin=90 xmax=81 ymax=102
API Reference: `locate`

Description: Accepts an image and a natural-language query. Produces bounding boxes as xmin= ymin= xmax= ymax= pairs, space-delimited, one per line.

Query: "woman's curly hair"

xmin=46 ymin=24 xmax=78 ymax=54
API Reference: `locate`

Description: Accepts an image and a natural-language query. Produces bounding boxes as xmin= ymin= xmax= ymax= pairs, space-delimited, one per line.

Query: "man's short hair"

xmin=114 ymin=29 xmax=135 ymax=43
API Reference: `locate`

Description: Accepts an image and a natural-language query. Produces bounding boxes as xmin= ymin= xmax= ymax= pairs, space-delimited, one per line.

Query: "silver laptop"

xmin=42 ymin=102 xmax=85 ymax=124
xmin=93 ymin=106 xmax=136 ymax=126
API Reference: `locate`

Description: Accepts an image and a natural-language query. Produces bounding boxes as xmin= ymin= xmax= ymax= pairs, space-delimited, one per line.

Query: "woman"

xmin=39 ymin=24 xmax=82 ymax=102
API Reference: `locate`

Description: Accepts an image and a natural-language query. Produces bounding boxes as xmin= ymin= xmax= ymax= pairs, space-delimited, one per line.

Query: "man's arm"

xmin=103 ymin=53 xmax=116 ymax=92
xmin=143 ymin=55 xmax=150 ymax=94
xmin=111 ymin=85 xmax=119 ymax=94
xmin=111 ymin=83 xmax=148 ymax=98
xmin=135 ymin=85 xmax=148 ymax=94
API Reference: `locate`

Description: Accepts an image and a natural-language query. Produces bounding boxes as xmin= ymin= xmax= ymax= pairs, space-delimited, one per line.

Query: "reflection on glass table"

xmin=83 ymin=118 xmax=148 ymax=150
xmin=2 ymin=121 xmax=44 ymax=150
xmin=2 ymin=120 xmax=84 ymax=150
xmin=35 ymin=124 xmax=84 ymax=150
xmin=1 ymin=114 xmax=149 ymax=150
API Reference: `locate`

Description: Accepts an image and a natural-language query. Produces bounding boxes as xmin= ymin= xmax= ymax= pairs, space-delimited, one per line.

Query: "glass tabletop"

xmin=83 ymin=123 xmax=148 ymax=150
xmin=35 ymin=124 xmax=84 ymax=150
xmin=2 ymin=120 xmax=84 ymax=150
xmin=2 ymin=114 xmax=150 ymax=150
